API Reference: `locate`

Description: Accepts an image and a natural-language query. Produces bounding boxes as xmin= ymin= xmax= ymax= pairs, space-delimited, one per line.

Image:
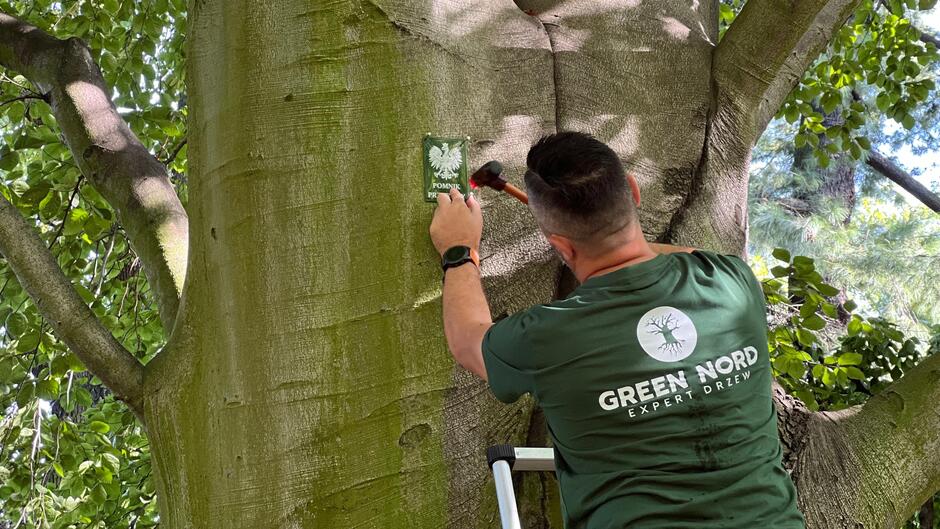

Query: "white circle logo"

xmin=637 ymin=306 xmax=698 ymax=362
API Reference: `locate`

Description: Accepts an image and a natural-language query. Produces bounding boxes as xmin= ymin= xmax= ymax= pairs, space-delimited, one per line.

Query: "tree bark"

xmin=145 ymin=1 xmax=559 ymax=526
xmin=790 ymin=350 xmax=940 ymax=528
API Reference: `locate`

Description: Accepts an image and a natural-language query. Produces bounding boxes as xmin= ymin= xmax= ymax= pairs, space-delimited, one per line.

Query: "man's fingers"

xmin=467 ymin=193 xmax=481 ymax=215
xmin=436 ymin=192 xmax=451 ymax=207
xmin=449 ymin=187 xmax=464 ymax=204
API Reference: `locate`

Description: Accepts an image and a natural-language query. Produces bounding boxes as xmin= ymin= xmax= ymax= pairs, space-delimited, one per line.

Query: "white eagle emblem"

xmin=428 ymin=142 xmax=462 ymax=181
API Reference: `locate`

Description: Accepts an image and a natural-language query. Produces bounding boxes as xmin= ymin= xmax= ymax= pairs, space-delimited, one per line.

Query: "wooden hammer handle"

xmin=502 ymin=183 xmax=528 ymax=205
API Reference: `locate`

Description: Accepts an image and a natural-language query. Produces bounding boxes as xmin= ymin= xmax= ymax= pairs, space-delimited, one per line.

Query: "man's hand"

xmin=430 ymin=188 xmax=482 ymax=256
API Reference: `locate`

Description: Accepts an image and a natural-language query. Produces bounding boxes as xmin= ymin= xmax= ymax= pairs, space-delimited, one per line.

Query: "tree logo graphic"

xmin=636 ymin=306 xmax=698 ymax=362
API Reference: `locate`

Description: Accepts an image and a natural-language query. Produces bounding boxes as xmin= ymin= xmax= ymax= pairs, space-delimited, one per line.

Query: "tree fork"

xmin=0 ymin=13 xmax=188 ymax=333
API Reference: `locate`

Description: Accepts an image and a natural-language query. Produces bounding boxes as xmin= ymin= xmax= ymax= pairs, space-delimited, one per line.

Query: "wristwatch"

xmin=441 ymin=245 xmax=480 ymax=273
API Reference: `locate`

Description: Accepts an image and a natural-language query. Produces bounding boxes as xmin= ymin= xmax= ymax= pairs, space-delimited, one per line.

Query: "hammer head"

xmin=470 ymin=160 xmax=506 ymax=191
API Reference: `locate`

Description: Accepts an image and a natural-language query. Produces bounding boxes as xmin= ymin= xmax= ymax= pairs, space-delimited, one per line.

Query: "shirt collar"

xmin=573 ymin=252 xmax=675 ymax=292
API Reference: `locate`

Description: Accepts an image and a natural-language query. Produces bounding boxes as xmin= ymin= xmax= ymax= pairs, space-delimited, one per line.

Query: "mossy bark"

xmin=147 ymin=1 xmax=560 ymax=527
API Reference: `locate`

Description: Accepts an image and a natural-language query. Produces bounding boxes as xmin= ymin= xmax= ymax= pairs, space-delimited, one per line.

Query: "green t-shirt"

xmin=482 ymin=250 xmax=805 ymax=529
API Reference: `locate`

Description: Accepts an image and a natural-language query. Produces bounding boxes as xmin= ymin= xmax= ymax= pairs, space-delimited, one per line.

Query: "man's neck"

xmin=575 ymin=239 xmax=658 ymax=283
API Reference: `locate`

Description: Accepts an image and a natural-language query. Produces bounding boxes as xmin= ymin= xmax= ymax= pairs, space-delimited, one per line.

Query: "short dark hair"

xmin=524 ymin=131 xmax=636 ymax=242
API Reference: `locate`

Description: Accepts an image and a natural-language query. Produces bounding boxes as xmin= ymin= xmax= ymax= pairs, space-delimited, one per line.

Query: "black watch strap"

xmin=441 ymin=245 xmax=479 ymax=273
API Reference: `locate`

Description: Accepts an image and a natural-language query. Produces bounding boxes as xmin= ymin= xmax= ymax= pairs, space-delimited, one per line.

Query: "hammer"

xmin=470 ymin=161 xmax=529 ymax=205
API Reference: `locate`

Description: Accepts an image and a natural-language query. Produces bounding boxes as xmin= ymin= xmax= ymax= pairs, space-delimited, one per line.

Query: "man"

xmin=429 ymin=131 xmax=805 ymax=528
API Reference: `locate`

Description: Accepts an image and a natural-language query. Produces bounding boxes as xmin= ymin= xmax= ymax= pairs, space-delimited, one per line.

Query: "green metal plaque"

xmin=423 ymin=135 xmax=469 ymax=202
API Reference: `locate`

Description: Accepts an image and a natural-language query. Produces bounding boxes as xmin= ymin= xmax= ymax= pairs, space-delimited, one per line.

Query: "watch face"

xmin=443 ymin=246 xmax=470 ymax=263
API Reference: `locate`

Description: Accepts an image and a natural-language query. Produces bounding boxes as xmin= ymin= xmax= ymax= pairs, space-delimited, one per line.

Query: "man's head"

xmin=524 ymin=131 xmax=642 ymax=266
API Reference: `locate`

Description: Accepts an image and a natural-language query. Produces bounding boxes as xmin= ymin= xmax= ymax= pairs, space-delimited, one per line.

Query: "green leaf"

xmin=799 ymin=301 xmax=818 ymax=319
xmin=50 ymin=356 xmax=70 ymax=377
xmin=771 ymin=266 xmax=790 ymax=278
xmin=771 ymin=248 xmax=791 ymax=262
xmin=812 ymin=364 xmax=825 ymax=379
xmin=792 ymin=256 xmax=815 ymax=272
xmin=63 ymin=208 xmax=89 ymax=237
xmin=16 ymin=331 xmax=41 ymax=352
xmin=52 ymin=462 xmax=65 ymax=478
xmin=20 ymin=182 xmax=51 ymax=207
xmin=816 ymin=283 xmax=840 ymax=297
xmin=838 ymin=352 xmax=864 ymax=366
xmin=0 ymin=150 xmax=19 ymax=171
xmin=16 ymin=382 xmax=35 ymax=407
xmin=876 ymin=92 xmax=891 ymax=111
xmin=784 ymin=105 xmax=800 ymax=123
xmin=848 ymin=317 xmax=863 ymax=336
xmin=797 ymin=328 xmax=816 ymax=345
xmin=66 ymin=353 xmax=86 ymax=372
xmin=89 ymin=421 xmax=110 ymax=434
xmin=91 ymin=484 xmax=107 ymax=504
xmin=6 ymin=312 xmax=29 ymax=336
xmin=793 ymin=389 xmax=819 ymax=411
xmin=785 ymin=360 xmax=807 ymax=380
xmin=845 ymin=366 xmax=866 ymax=380
xmin=95 ymin=465 xmax=114 ymax=484
xmin=843 ymin=300 xmax=857 ymax=312
xmin=803 ymin=315 xmax=827 ymax=330
xmin=36 ymin=379 xmax=59 ymax=400
xmin=74 ymin=387 xmax=93 ymax=408
xmin=834 ymin=367 xmax=849 ymax=387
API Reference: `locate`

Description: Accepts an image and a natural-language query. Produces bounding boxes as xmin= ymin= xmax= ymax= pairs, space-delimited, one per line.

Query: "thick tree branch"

xmin=836 ymin=351 xmax=940 ymax=527
xmin=0 ymin=13 xmax=187 ymax=333
xmin=920 ymin=29 xmax=940 ymax=49
xmin=714 ymin=0 xmax=862 ymax=141
xmin=0 ymin=193 xmax=144 ymax=415
xmin=866 ymin=150 xmax=940 ymax=212
xmin=779 ymin=348 xmax=940 ymax=527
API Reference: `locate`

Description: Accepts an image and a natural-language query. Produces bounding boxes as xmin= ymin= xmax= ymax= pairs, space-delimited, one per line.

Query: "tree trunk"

xmin=144 ymin=1 xmax=728 ymax=526
xmin=145 ymin=1 xmax=560 ymax=526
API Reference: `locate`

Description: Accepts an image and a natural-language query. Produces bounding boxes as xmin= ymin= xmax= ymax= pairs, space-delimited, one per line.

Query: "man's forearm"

xmin=442 ymin=263 xmax=492 ymax=380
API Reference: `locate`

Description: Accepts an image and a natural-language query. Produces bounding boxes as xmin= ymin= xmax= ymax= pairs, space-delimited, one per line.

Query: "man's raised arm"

xmin=430 ymin=188 xmax=492 ymax=380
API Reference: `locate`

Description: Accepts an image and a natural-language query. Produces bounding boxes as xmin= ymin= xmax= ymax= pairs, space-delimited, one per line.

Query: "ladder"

xmin=486 ymin=444 xmax=556 ymax=529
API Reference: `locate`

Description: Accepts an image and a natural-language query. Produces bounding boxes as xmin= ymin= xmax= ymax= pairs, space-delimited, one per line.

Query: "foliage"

xmin=775 ymin=0 xmax=938 ymax=167
xmin=723 ymin=0 xmax=939 ymax=167
xmin=751 ymin=186 xmax=940 ymax=336
xmin=763 ymin=249 xmax=937 ymax=411
xmin=0 ymin=0 xmax=185 ymax=526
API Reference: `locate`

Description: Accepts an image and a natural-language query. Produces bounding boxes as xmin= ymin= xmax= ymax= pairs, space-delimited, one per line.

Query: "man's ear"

xmin=547 ymin=233 xmax=576 ymax=265
xmin=626 ymin=173 xmax=641 ymax=206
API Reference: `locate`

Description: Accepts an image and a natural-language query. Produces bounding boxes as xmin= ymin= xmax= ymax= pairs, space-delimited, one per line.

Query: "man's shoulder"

xmin=673 ymin=249 xmax=758 ymax=283
xmin=485 ymin=304 xmax=548 ymax=350
xmin=483 ymin=299 xmax=571 ymax=369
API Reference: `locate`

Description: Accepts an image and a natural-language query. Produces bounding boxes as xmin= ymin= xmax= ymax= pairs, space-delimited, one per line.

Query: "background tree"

xmin=0 ymin=1 xmax=939 ymax=528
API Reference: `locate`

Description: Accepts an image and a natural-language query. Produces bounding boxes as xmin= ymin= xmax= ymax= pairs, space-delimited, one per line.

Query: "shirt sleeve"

xmin=481 ymin=310 xmax=536 ymax=404
xmin=693 ymin=250 xmax=766 ymax=311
